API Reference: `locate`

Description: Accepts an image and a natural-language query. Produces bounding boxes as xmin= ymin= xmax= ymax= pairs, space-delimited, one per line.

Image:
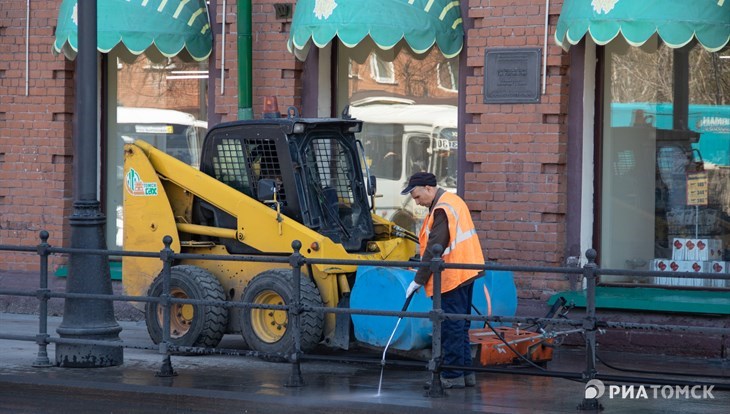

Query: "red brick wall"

xmin=0 ymin=1 xmax=74 ymax=271
xmin=0 ymin=1 xmax=305 ymax=272
xmin=465 ymin=0 xmax=570 ymax=300
xmin=0 ymin=0 xmax=574 ymax=299
xmin=213 ymin=0 xmax=303 ymax=122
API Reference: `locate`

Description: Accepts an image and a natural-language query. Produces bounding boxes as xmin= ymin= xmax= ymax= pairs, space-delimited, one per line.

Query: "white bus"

xmin=116 ymin=107 xmax=207 ymax=168
xmin=350 ymin=103 xmax=457 ymax=233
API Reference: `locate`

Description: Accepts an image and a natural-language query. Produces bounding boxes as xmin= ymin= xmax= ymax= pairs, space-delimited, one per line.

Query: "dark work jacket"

xmin=414 ymin=188 xmax=450 ymax=285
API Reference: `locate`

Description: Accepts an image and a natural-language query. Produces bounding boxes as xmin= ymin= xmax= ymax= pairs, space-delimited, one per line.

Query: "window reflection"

xmin=338 ymin=42 xmax=458 ymax=233
xmin=601 ymin=38 xmax=730 ymax=288
xmin=369 ymin=55 xmax=395 ymax=84
xmin=107 ymin=54 xmax=208 ymax=249
xmin=437 ymin=61 xmax=457 ymax=92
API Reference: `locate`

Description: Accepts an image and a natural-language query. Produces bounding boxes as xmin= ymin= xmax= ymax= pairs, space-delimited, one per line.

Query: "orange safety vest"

xmin=418 ymin=192 xmax=485 ymax=296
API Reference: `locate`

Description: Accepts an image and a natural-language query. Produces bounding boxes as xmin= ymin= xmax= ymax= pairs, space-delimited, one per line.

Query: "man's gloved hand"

xmin=406 ymin=280 xmax=422 ymax=299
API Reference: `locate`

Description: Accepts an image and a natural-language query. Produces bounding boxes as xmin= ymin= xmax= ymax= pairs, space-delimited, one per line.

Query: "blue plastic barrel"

xmin=350 ymin=266 xmax=517 ymax=350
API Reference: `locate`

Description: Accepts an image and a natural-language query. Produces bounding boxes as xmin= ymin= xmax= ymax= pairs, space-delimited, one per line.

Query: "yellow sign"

xmin=686 ymin=172 xmax=708 ymax=206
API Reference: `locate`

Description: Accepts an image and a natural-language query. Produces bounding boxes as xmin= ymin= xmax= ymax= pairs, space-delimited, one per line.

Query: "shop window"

xmin=337 ymin=41 xmax=458 ymax=232
xmin=600 ymin=38 xmax=730 ymax=288
xmin=106 ymin=54 xmax=208 ymax=249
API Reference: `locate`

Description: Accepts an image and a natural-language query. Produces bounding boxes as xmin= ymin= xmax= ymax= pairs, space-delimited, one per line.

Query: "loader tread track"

xmin=292 ymin=270 xmax=325 ymax=351
xmin=178 ymin=265 xmax=228 ymax=348
xmin=192 ymin=271 xmax=228 ymax=347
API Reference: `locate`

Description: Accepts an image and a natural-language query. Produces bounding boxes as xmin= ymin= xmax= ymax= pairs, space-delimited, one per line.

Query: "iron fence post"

xmin=32 ymin=230 xmax=53 ymax=367
xmin=156 ymin=235 xmax=177 ymax=377
xmin=426 ymin=244 xmax=445 ymax=398
xmin=286 ymin=240 xmax=305 ymax=387
xmin=566 ymin=256 xmax=581 ymax=291
xmin=578 ymin=248 xmax=602 ymax=411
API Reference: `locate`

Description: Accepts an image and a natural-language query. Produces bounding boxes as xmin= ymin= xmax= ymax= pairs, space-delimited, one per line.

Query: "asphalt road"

xmin=1 ymin=313 xmax=729 ymax=413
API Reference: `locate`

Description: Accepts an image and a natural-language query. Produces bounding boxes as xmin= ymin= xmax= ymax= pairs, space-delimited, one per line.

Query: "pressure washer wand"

xmin=380 ymin=290 xmax=416 ymax=366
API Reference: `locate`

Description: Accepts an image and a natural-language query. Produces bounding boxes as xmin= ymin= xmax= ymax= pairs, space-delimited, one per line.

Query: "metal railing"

xmin=2 ymin=231 xmax=730 ymax=409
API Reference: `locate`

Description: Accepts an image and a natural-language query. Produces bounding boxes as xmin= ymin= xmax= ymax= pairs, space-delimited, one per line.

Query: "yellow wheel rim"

xmin=156 ymin=287 xmax=194 ymax=339
xmin=251 ymin=290 xmax=287 ymax=343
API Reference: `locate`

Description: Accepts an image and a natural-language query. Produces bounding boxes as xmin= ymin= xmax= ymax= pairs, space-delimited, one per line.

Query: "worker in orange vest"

xmin=401 ymin=172 xmax=485 ymax=389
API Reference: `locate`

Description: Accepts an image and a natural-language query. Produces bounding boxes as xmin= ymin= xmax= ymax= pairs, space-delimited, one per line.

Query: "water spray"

xmin=377 ymin=289 xmax=416 ymax=396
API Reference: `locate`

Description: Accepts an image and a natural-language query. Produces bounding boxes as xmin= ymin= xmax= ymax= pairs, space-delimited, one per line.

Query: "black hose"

xmin=597 ymin=352 xmax=730 ymax=380
xmin=483 ymin=320 xmax=552 ymax=373
xmin=392 ymin=225 xmax=419 ymax=243
xmin=571 ymin=329 xmax=730 ymax=382
xmin=401 ymin=289 xmax=415 ymax=312
xmin=468 ymin=302 xmax=553 ymax=373
xmin=394 ymin=230 xmax=420 ymax=244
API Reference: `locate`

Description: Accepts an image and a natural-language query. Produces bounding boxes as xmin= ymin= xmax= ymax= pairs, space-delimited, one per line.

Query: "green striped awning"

xmin=288 ymin=0 xmax=463 ymax=60
xmin=555 ymin=0 xmax=730 ymax=52
xmin=53 ymin=0 xmax=212 ymax=61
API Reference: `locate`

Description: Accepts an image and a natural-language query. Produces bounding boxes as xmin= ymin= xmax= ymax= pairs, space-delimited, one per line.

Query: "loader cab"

xmin=196 ymin=117 xmax=374 ymax=252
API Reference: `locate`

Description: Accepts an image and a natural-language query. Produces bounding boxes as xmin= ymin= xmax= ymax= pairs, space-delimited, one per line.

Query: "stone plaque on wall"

xmin=483 ymin=48 xmax=541 ymax=104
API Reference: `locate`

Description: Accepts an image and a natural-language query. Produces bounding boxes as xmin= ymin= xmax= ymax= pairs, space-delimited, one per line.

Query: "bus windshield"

xmin=117 ymin=107 xmax=207 ymax=168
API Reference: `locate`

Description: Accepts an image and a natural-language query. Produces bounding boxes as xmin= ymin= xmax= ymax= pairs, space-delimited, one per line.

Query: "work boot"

xmin=465 ymin=372 xmax=476 ymax=387
xmin=424 ymin=375 xmax=465 ymax=389
xmin=441 ymin=376 xmax=465 ymax=389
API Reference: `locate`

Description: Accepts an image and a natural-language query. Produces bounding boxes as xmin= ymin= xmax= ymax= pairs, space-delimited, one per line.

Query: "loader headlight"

xmin=293 ymin=123 xmax=306 ymax=133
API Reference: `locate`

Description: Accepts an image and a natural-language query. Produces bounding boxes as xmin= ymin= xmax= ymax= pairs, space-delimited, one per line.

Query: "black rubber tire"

xmin=240 ymin=269 xmax=324 ymax=355
xmin=145 ymin=265 xmax=228 ymax=348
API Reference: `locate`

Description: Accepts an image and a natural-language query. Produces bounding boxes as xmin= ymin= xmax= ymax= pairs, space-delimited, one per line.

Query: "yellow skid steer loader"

xmin=122 ymin=107 xmax=418 ymax=355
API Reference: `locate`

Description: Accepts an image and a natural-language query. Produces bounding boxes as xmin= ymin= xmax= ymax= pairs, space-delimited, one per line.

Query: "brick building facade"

xmin=463 ymin=1 xmax=569 ymax=301
xmin=0 ymin=0 xmax=590 ymax=297
xmin=2 ymin=1 xmax=729 ymax=357
xmin=0 ymin=0 xmax=75 ymax=271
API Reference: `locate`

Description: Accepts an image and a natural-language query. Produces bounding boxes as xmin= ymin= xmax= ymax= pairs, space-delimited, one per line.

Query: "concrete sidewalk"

xmin=1 ymin=312 xmax=729 ymax=413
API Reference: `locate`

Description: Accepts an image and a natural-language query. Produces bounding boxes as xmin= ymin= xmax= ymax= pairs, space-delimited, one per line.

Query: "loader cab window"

xmin=208 ymin=137 xmax=287 ymax=204
xmin=211 ymin=138 xmax=252 ymax=196
xmin=302 ymin=132 xmax=373 ymax=251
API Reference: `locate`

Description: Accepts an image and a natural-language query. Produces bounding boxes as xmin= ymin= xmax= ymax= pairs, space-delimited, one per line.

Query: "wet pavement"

xmin=1 ymin=312 xmax=729 ymax=413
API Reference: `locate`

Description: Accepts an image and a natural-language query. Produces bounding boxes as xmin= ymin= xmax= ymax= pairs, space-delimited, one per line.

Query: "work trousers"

xmin=440 ymin=281 xmax=474 ymax=379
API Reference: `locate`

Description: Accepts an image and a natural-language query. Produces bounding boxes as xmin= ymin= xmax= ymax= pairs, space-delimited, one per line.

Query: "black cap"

xmin=401 ymin=172 xmax=437 ymax=195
